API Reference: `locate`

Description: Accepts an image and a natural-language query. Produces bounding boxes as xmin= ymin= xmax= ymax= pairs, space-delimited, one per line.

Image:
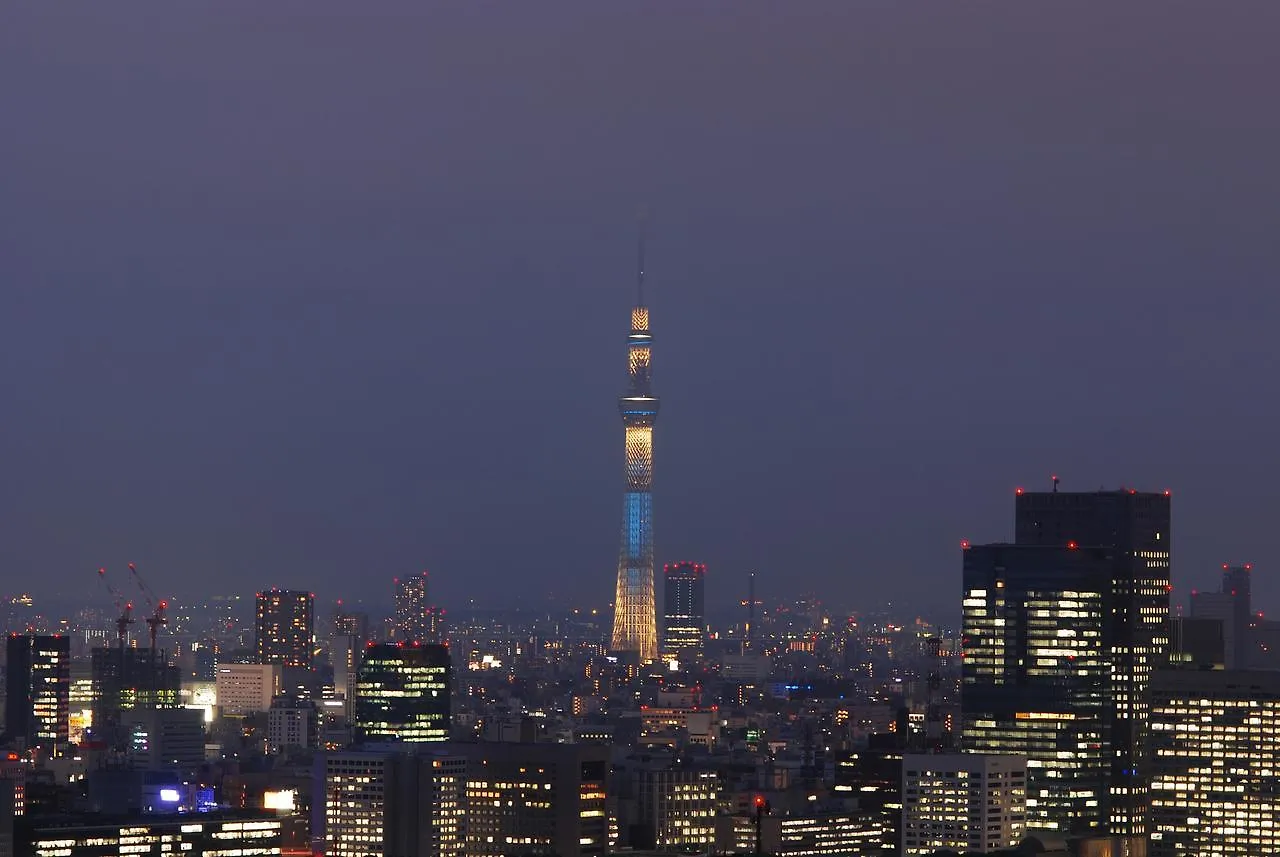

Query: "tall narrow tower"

xmin=611 ymin=240 xmax=659 ymax=661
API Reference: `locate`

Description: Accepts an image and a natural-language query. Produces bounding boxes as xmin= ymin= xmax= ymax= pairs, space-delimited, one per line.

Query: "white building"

xmin=901 ymin=753 xmax=1026 ymax=856
xmin=215 ymin=663 xmax=281 ymax=716
xmin=267 ymin=695 xmax=317 ymax=753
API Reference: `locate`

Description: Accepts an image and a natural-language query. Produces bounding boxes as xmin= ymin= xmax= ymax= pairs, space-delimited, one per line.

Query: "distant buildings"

xmin=254 ymin=590 xmax=314 ymax=669
xmin=1189 ymin=563 xmax=1253 ymax=668
xmin=215 ymin=663 xmax=281 ymax=716
xmin=355 ymin=643 xmax=450 ymax=742
xmin=963 ymin=488 xmax=1171 ymax=836
xmin=1149 ymin=669 xmax=1280 ymax=856
xmin=662 ymin=562 xmax=706 ymax=656
xmin=316 ymin=746 xmax=466 ymax=857
xmin=120 ymin=707 xmax=205 ymax=770
xmin=5 ymin=634 xmax=70 ymax=754
xmin=901 ymin=752 xmax=1027 ymax=855
xmin=394 ymin=572 xmax=440 ymax=643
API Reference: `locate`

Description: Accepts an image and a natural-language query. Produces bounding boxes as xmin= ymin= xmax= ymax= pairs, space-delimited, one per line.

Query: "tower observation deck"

xmin=611 ymin=274 xmax=659 ymax=661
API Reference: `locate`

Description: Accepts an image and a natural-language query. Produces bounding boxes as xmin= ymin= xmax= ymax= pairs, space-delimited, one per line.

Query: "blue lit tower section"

xmin=612 ymin=289 xmax=659 ymax=662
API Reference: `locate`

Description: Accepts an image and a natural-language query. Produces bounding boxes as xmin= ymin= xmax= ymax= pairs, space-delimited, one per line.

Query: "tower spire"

xmin=636 ymin=209 xmax=648 ymax=307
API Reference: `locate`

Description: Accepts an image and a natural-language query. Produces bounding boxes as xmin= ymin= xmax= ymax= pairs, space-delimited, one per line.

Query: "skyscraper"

xmin=5 ymin=634 xmax=70 ymax=754
xmin=611 ymin=254 xmax=659 ymax=662
xmin=1149 ymin=669 xmax=1280 ymax=856
xmin=355 ymin=642 xmax=450 ymax=742
xmin=662 ymin=562 xmax=705 ymax=655
xmin=963 ymin=487 xmax=1171 ymax=837
xmin=395 ymin=572 xmax=440 ymax=643
xmin=254 ymin=589 xmax=315 ymax=669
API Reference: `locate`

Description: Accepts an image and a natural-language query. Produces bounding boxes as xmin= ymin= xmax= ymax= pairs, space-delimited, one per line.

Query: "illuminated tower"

xmin=611 ymin=240 xmax=659 ymax=662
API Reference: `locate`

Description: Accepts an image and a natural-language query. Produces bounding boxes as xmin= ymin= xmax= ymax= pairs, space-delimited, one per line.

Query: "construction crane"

xmin=127 ymin=562 xmax=168 ymax=653
xmin=96 ymin=567 xmax=134 ymax=649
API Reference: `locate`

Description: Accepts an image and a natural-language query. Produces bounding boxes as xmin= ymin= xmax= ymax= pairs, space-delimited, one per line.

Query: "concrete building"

xmin=1149 ymin=669 xmax=1280 ymax=856
xmin=316 ymin=745 xmax=466 ymax=857
xmin=901 ymin=753 xmax=1027 ymax=855
xmin=255 ymin=589 xmax=315 ymax=669
xmin=216 ymin=663 xmax=282 ymax=716
xmin=120 ymin=707 xmax=205 ymax=771
xmin=267 ymin=694 xmax=318 ymax=753
xmin=458 ymin=741 xmax=610 ymax=857
xmin=23 ymin=811 xmax=284 ymax=856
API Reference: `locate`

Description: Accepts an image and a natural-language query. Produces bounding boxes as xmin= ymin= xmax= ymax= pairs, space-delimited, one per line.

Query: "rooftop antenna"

xmin=1052 ymin=474 xmax=1060 ymax=493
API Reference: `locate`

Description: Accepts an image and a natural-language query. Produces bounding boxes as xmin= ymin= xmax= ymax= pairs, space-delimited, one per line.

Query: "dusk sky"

xmin=3 ymin=3 xmax=1279 ymax=620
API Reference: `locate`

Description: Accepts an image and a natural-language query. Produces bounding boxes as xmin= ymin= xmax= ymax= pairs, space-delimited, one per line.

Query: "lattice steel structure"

xmin=611 ymin=267 xmax=660 ymax=662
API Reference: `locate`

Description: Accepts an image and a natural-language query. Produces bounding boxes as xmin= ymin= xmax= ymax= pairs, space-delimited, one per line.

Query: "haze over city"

xmin=4 ymin=2 xmax=1280 ymax=619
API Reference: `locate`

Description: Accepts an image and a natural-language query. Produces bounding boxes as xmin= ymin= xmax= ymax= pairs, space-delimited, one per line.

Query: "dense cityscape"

xmin=6 ymin=4 xmax=1279 ymax=857
xmin=0 ymin=281 xmax=1274 ymax=857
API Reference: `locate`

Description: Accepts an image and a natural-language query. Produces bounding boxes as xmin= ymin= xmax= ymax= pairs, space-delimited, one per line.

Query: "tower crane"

xmin=127 ymin=562 xmax=168 ymax=652
xmin=96 ymin=567 xmax=134 ymax=649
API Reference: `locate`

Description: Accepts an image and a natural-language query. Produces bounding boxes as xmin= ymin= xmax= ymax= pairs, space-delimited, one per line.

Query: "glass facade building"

xmin=355 ymin=642 xmax=450 ymax=742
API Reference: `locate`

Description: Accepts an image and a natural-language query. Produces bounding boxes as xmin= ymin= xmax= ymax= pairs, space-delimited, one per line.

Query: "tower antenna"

xmin=637 ymin=208 xmax=648 ymax=307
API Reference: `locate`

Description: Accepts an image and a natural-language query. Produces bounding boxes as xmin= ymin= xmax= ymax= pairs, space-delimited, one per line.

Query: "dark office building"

xmin=662 ymin=562 xmax=706 ymax=655
xmin=355 ymin=643 xmax=450 ymax=742
xmin=89 ymin=647 xmax=180 ymax=747
xmin=457 ymin=741 xmax=610 ymax=857
xmin=963 ymin=488 xmax=1171 ymax=838
xmin=1222 ymin=563 xmax=1253 ymax=668
xmin=255 ymin=589 xmax=315 ymax=669
xmin=5 ymin=635 xmax=70 ymax=754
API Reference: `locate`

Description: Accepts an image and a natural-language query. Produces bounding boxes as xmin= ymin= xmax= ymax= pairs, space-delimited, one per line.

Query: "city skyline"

xmin=3 ymin=4 xmax=1280 ymax=619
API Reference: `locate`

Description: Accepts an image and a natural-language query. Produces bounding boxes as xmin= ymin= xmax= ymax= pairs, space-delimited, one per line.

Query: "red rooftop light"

xmin=1067 ymin=541 xmax=1078 ymax=550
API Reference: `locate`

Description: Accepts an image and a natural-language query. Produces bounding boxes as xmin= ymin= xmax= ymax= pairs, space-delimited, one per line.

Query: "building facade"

xmin=460 ymin=741 xmax=610 ymax=857
xmin=1149 ymin=669 xmax=1280 ymax=857
xmin=24 ymin=812 xmax=284 ymax=857
xmin=963 ymin=488 xmax=1171 ymax=836
xmin=901 ymin=752 xmax=1027 ymax=855
xmin=355 ymin=643 xmax=450 ymax=742
xmin=611 ymin=278 xmax=660 ymax=663
xmin=254 ymin=589 xmax=315 ymax=669
xmin=89 ymin=647 xmax=181 ymax=748
xmin=317 ymin=747 xmax=466 ymax=857
xmin=662 ymin=562 xmax=706 ymax=655
xmin=5 ymin=634 xmax=70 ymax=754
xmin=215 ymin=663 xmax=282 ymax=716
xmin=395 ymin=572 xmax=441 ymax=643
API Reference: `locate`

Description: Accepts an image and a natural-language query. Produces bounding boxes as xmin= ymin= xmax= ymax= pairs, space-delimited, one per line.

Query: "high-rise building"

xmin=254 ymin=590 xmax=314 ymax=669
xmin=5 ymin=634 xmax=70 ymax=754
xmin=316 ymin=746 xmax=466 ymax=857
xmin=121 ymin=707 xmax=206 ymax=771
xmin=1014 ymin=487 xmax=1170 ymax=836
xmin=394 ymin=572 xmax=440 ymax=643
xmin=611 ymin=262 xmax=659 ymax=662
xmin=331 ymin=634 xmax=361 ymax=719
xmin=901 ymin=753 xmax=1027 ymax=855
xmin=625 ymin=762 xmax=719 ymax=851
xmin=355 ymin=642 xmax=450 ymax=742
xmin=1190 ymin=563 xmax=1253 ymax=668
xmin=459 ymin=741 xmax=610 ymax=857
xmin=662 ymin=562 xmax=705 ymax=655
xmin=267 ymin=693 xmax=318 ymax=753
xmin=1149 ymin=669 xmax=1280 ymax=856
xmin=963 ymin=487 xmax=1171 ymax=837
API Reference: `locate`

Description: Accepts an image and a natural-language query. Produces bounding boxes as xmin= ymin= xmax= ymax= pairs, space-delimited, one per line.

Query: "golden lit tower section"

xmin=611 ymin=241 xmax=659 ymax=662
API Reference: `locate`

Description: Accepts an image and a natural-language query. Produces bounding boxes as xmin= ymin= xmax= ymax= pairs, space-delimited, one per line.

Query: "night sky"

xmin=3 ymin=3 xmax=1279 ymax=620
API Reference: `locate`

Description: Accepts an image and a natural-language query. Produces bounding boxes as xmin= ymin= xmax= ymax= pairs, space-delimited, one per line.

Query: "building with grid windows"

xmin=662 ymin=562 xmax=705 ymax=656
xmin=395 ymin=571 xmax=441 ymax=643
xmin=254 ymin=589 xmax=315 ymax=669
xmin=316 ymin=746 xmax=466 ymax=857
xmin=355 ymin=642 xmax=450 ymax=742
xmin=23 ymin=812 xmax=284 ymax=857
xmin=962 ymin=488 xmax=1171 ymax=837
xmin=5 ymin=634 xmax=70 ymax=754
xmin=901 ymin=753 xmax=1027 ymax=855
xmin=1148 ymin=669 xmax=1280 ymax=857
